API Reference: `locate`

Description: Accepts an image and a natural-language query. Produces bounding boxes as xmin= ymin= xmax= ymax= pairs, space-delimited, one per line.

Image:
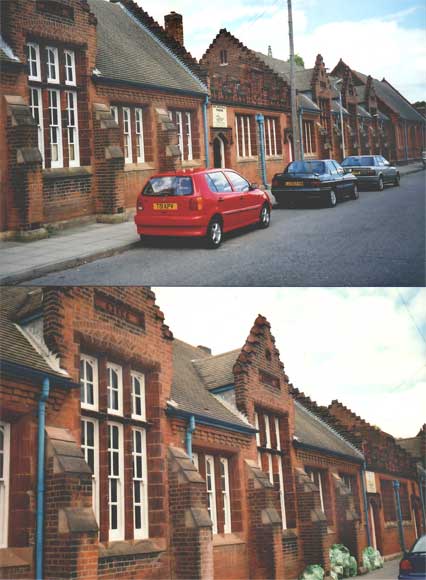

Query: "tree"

xmin=287 ymin=53 xmax=304 ymax=68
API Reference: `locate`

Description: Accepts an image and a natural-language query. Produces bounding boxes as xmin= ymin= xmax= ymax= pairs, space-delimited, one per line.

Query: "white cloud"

xmin=153 ymin=287 xmax=426 ymax=438
xmin=136 ymin=0 xmax=426 ymax=101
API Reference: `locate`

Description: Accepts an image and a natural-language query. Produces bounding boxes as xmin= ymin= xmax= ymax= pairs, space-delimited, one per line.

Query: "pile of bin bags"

xmin=362 ymin=546 xmax=384 ymax=571
xmin=329 ymin=544 xmax=358 ymax=579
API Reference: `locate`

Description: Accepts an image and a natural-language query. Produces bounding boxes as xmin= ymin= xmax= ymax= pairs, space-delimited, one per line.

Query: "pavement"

xmin=359 ymin=556 xmax=400 ymax=579
xmin=0 ymin=161 xmax=424 ymax=286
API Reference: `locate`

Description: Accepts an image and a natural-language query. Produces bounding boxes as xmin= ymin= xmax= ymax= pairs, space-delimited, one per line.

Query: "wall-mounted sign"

xmin=365 ymin=470 xmax=377 ymax=493
xmin=212 ymin=106 xmax=228 ymax=128
xmin=94 ymin=290 xmax=145 ymax=330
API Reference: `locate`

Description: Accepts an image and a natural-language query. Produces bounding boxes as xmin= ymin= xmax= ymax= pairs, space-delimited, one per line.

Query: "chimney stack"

xmin=164 ymin=12 xmax=184 ymax=46
xmin=268 ymin=45 xmax=272 ymax=57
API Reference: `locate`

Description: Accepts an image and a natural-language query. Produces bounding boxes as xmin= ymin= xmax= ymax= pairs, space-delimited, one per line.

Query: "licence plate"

xmin=286 ymin=181 xmax=304 ymax=187
xmin=153 ymin=202 xmax=177 ymax=210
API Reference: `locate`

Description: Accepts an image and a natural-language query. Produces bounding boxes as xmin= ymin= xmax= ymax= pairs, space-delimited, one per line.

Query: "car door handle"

xmin=218 ymin=197 xmax=224 ymax=202
xmin=239 ymin=195 xmax=244 ymax=200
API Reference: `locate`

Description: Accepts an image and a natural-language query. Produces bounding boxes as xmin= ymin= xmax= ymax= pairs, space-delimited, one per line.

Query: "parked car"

xmin=134 ymin=168 xmax=271 ymax=248
xmin=271 ymin=159 xmax=358 ymax=208
xmin=398 ymin=534 xmax=426 ymax=580
xmin=341 ymin=155 xmax=400 ymax=190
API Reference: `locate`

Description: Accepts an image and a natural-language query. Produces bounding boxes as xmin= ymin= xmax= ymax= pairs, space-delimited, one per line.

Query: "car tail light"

xmin=311 ymin=179 xmax=321 ymax=187
xmin=189 ymin=197 xmax=203 ymax=211
xmin=400 ymin=559 xmax=413 ymax=573
xmin=367 ymin=169 xmax=376 ymax=176
xmin=136 ymin=196 xmax=143 ymax=211
xmin=272 ymin=176 xmax=279 ymax=187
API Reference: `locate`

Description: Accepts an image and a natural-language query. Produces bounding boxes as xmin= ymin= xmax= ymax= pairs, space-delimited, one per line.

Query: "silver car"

xmin=341 ymin=155 xmax=400 ymax=190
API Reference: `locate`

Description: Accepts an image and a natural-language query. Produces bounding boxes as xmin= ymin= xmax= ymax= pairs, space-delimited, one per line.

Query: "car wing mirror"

xmin=249 ymin=182 xmax=258 ymax=191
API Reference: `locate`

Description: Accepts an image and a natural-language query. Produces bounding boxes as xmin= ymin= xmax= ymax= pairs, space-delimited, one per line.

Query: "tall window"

xmin=264 ymin=117 xmax=278 ymax=157
xmin=26 ymin=43 xmax=41 ymax=81
xmin=235 ymin=114 xmax=256 ymax=158
xmin=107 ymin=363 xmax=123 ymax=415
xmin=256 ymin=410 xmax=287 ymax=529
xmin=135 ymin=108 xmax=145 ymax=163
xmin=306 ymin=468 xmax=325 ymax=513
xmin=0 ymin=422 xmax=10 ymax=548
xmin=132 ymin=428 xmax=148 ymax=538
xmin=30 ymin=87 xmax=44 ymax=167
xmin=108 ymin=422 xmax=124 ymax=540
xmin=81 ymin=418 xmax=99 ymax=522
xmin=220 ymin=458 xmax=231 ymax=533
xmin=123 ymin=107 xmax=132 ymax=164
xmin=220 ymin=49 xmax=228 ymax=65
xmin=205 ymin=455 xmax=217 ymax=533
xmin=46 ymin=46 xmax=59 ymax=83
xmin=66 ymin=91 xmax=80 ymax=167
xmin=170 ymin=110 xmax=194 ymax=161
xmin=131 ymin=372 xmax=146 ymax=420
xmin=80 ymin=355 xmax=98 ymax=410
xmin=64 ymin=49 xmax=76 ymax=86
xmin=27 ymin=42 xmax=80 ymax=168
xmin=399 ymin=482 xmax=411 ymax=521
xmin=303 ymin=120 xmax=315 ymax=155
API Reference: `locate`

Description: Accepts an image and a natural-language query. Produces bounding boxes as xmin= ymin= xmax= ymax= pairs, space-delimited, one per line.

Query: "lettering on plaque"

xmin=94 ymin=291 xmax=145 ymax=330
xmin=212 ymin=106 xmax=228 ymax=128
xmin=365 ymin=471 xmax=377 ymax=493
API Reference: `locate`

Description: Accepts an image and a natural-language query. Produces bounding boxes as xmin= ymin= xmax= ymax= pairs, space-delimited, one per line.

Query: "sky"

xmin=153 ymin=287 xmax=426 ymax=439
xmin=135 ymin=0 xmax=426 ymax=102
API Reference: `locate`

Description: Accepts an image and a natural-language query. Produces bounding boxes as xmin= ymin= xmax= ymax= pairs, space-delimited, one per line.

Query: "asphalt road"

xmin=30 ymin=171 xmax=426 ymax=286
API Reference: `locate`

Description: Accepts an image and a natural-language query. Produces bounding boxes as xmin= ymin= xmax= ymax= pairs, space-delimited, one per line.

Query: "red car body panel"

xmin=134 ymin=168 xmax=270 ymax=238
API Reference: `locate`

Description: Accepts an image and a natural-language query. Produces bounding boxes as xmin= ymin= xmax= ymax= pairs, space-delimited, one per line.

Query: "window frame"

xmin=80 ymin=354 xmax=99 ymax=411
xmin=307 ymin=468 xmax=325 ymax=513
xmin=122 ymin=107 xmax=132 ymax=164
xmin=64 ymin=49 xmax=76 ymax=86
xmin=277 ymin=457 xmax=287 ymax=530
xmin=0 ymin=421 xmax=10 ymax=548
xmin=220 ymin=457 xmax=232 ymax=534
xmin=107 ymin=362 xmax=123 ymax=416
xmin=134 ymin=108 xmax=145 ymax=164
xmin=131 ymin=371 xmax=146 ymax=421
xmin=205 ymin=454 xmax=218 ymax=534
xmin=81 ymin=417 xmax=100 ymax=523
xmin=274 ymin=417 xmax=281 ymax=450
xmin=265 ymin=117 xmax=278 ymax=157
xmin=46 ymin=46 xmax=59 ymax=84
xmin=108 ymin=422 xmax=125 ymax=540
xmin=185 ymin=112 xmax=193 ymax=161
xmin=29 ymin=86 xmax=45 ymax=168
xmin=132 ymin=427 xmax=149 ymax=539
xmin=26 ymin=42 xmax=41 ymax=81
xmin=66 ymin=90 xmax=80 ymax=167
xmin=48 ymin=88 xmax=63 ymax=168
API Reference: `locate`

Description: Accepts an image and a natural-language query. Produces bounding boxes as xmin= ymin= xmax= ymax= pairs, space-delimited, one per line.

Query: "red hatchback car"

xmin=134 ymin=168 xmax=271 ymax=248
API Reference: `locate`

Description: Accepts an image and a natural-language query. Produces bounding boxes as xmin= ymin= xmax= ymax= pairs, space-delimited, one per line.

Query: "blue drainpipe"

xmin=255 ymin=114 xmax=267 ymax=187
xmin=393 ymin=480 xmax=406 ymax=552
xmin=360 ymin=462 xmax=372 ymax=546
xmin=298 ymin=106 xmax=304 ymax=161
xmin=36 ymin=377 xmax=50 ymax=580
xmin=203 ymin=95 xmax=210 ymax=168
xmin=185 ymin=415 xmax=196 ymax=458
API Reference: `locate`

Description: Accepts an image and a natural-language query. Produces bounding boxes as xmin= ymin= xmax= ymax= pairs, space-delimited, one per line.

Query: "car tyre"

xmin=259 ymin=204 xmax=271 ymax=228
xmin=351 ymin=183 xmax=359 ymax=200
xmin=377 ymin=176 xmax=384 ymax=191
xmin=206 ymin=217 xmax=222 ymax=249
xmin=393 ymin=173 xmax=400 ymax=187
xmin=327 ymin=189 xmax=337 ymax=208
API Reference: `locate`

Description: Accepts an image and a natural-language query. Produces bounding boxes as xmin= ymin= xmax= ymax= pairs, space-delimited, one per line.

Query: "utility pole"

xmin=287 ymin=0 xmax=301 ymax=160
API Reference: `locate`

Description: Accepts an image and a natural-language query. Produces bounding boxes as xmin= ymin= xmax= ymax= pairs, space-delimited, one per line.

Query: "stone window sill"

xmin=213 ymin=532 xmax=245 ymax=547
xmin=43 ymin=166 xmax=92 ymax=180
xmin=265 ymin=155 xmax=283 ymax=162
xmin=236 ymin=156 xmax=258 ymax=163
xmin=124 ymin=162 xmax=156 ymax=173
xmin=99 ymin=537 xmax=166 ymax=559
xmin=282 ymin=528 xmax=298 ymax=541
xmin=182 ymin=159 xmax=203 ymax=168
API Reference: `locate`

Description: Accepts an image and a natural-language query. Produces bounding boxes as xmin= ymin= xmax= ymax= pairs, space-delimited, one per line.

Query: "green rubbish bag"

xmin=362 ymin=546 xmax=384 ymax=571
xmin=299 ymin=564 xmax=325 ymax=580
xmin=330 ymin=544 xmax=358 ymax=578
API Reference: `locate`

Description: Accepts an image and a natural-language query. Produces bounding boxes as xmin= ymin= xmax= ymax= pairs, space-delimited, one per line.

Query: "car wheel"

xmin=206 ymin=217 xmax=222 ymax=249
xmin=327 ymin=189 xmax=337 ymax=208
xmin=377 ymin=176 xmax=384 ymax=191
xmin=393 ymin=173 xmax=400 ymax=187
xmin=259 ymin=204 xmax=271 ymax=228
xmin=351 ymin=183 xmax=359 ymax=200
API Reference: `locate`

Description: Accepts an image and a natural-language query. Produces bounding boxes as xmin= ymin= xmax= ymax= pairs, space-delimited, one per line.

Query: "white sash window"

xmin=108 ymin=423 xmax=124 ymax=540
xmin=132 ymin=428 xmax=148 ymax=538
xmin=135 ymin=108 xmax=145 ymax=163
xmin=64 ymin=49 xmax=76 ymax=86
xmin=220 ymin=457 xmax=232 ymax=533
xmin=205 ymin=455 xmax=217 ymax=533
xmin=107 ymin=363 xmax=123 ymax=415
xmin=48 ymin=89 xmax=63 ymax=168
xmin=66 ymin=91 xmax=80 ymax=167
xmin=0 ymin=422 xmax=10 ymax=548
xmin=46 ymin=46 xmax=59 ymax=83
xmin=131 ymin=371 xmax=146 ymax=420
xmin=26 ymin=43 xmax=41 ymax=81
xmin=30 ymin=87 xmax=44 ymax=167
xmin=81 ymin=418 xmax=99 ymax=523
xmin=123 ymin=107 xmax=132 ymax=164
xmin=80 ymin=355 xmax=98 ymax=410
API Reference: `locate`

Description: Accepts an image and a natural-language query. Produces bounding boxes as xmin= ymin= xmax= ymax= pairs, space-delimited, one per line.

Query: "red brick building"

xmin=0 ymin=0 xmax=208 ymax=239
xmin=1 ymin=287 xmax=423 ymax=579
xmin=199 ymin=30 xmax=291 ymax=185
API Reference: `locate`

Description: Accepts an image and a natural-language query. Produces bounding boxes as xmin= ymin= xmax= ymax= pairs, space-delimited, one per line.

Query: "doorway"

xmin=213 ymin=136 xmax=225 ymax=168
xmin=368 ymin=499 xmax=382 ymax=552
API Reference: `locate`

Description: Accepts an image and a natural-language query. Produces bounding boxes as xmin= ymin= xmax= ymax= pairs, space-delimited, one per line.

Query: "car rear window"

xmin=142 ymin=176 xmax=194 ymax=196
xmin=286 ymin=161 xmax=325 ymax=174
xmin=342 ymin=156 xmax=375 ymax=166
xmin=412 ymin=536 xmax=426 ymax=553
